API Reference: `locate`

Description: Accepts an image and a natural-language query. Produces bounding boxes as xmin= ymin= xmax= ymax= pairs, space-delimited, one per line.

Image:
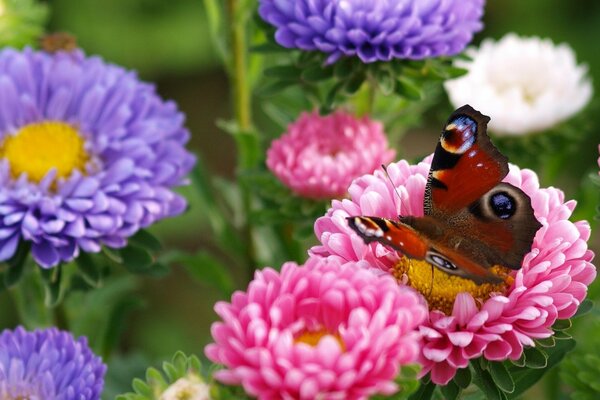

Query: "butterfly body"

xmin=348 ymin=105 xmax=541 ymax=284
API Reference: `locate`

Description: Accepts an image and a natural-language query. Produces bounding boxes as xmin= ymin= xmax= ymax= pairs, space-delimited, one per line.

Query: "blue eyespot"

xmin=490 ymin=192 xmax=516 ymax=219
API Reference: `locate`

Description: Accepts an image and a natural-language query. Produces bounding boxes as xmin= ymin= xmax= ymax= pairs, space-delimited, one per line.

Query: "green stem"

xmin=226 ymin=0 xmax=252 ymax=133
xmin=354 ymin=78 xmax=377 ymax=116
xmin=225 ymin=0 xmax=258 ymax=282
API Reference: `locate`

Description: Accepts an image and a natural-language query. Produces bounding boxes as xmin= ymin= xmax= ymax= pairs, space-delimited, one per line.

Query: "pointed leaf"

xmin=395 ymin=77 xmax=422 ymax=100
xmin=129 ymin=229 xmax=162 ymax=252
xmin=75 ymin=252 xmax=102 ymax=287
xmin=39 ymin=265 xmax=64 ymax=307
xmin=573 ymin=299 xmax=593 ymax=318
xmin=408 ymin=379 xmax=435 ymax=400
xmin=301 ymin=65 xmax=333 ymax=82
xmin=454 ymin=366 xmax=472 ymax=389
xmin=4 ymin=241 xmax=30 ymax=288
xmin=553 ymin=318 xmax=572 ymax=331
xmin=440 ymin=380 xmax=460 ymax=400
xmin=523 ymin=347 xmax=548 ymax=369
xmin=489 ymin=362 xmax=515 ymax=393
xmin=119 ymin=245 xmax=155 ymax=274
xmin=472 ymin=365 xmax=502 ymax=400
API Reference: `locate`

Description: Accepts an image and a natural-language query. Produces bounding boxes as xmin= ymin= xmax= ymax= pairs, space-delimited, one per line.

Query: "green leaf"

xmin=509 ymin=339 xmax=576 ymax=399
xmin=454 ymin=366 xmax=472 ymax=389
xmin=10 ymin=265 xmax=54 ymax=328
xmin=553 ymin=330 xmax=573 ymax=340
xmin=440 ymin=380 xmax=460 ymax=400
xmin=103 ymin=296 xmax=144 ymax=357
xmin=373 ymin=65 xmax=397 ymax=96
xmin=4 ymin=241 xmax=30 ymax=288
xmin=344 ymin=72 xmax=366 ymax=95
xmin=129 ymin=230 xmax=162 ymax=252
xmin=333 ymin=58 xmax=356 ymax=79
xmin=116 ymin=352 xmax=207 ymax=399
xmin=301 ymin=65 xmax=334 ymax=82
xmin=408 ymin=379 xmax=435 ymax=400
xmin=131 ymin=378 xmax=152 ymax=397
xmin=472 ymin=364 xmax=503 ymax=400
xmin=264 ymin=65 xmax=302 ymax=79
xmin=395 ymin=77 xmax=422 ymax=100
xmin=524 ymin=347 xmax=548 ymax=369
xmin=75 ymin=252 xmax=103 ymax=287
xmin=573 ymin=299 xmax=593 ymax=318
xmin=489 ymin=362 xmax=515 ymax=393
xmin=553 ymin=318 xmax=572 ymax=331
xmin=174 ymin=250 xmax=236 ymax=297
xmin=119 ymin=245 xmax=155 ymax=274
xmin=103 ymin=247 xmax=124 ymax=264
xmin=536 ymin=336 xmax=556 ymax=348
xmin=256 ymin=80 xmax=296 ymax=96
xmin=446 ymin=66 xmax=469 ymax=79
xmin=510 ymin=353 xmax=527 ymax=368
xmin=39 ymin=265 xmax=64 ymax=307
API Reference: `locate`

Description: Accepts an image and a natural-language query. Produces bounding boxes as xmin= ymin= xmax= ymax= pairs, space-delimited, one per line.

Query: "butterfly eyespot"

xmin=489 ymin=191 xmax=516 ymax=219
xmin=441 ymin=115 xmax=477 ymax=154
xmin=428 ymin=253 xmax=457 ymax=271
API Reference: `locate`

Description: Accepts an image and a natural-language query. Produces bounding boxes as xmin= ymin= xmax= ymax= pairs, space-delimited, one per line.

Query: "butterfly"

xmin=347 ymin=105 xmax=542 ymax=284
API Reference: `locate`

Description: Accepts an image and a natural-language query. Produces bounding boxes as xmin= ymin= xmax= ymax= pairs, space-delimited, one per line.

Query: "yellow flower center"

xmin=295 ymin=328 xmax=346 ymax=351
xmin=390 ymin=256 xmax=512 ymax=315
xmin=0 ymin=121 xmax=89 ymax=183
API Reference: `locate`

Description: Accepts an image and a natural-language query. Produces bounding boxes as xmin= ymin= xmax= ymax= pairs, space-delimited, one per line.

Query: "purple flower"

xmin=259 ymin=0 xmax=486 ymax=63
xmin=0 ymin=326 xmax=106 ymax=399
xmin=0 ymin=47 xmax=196 ymax=268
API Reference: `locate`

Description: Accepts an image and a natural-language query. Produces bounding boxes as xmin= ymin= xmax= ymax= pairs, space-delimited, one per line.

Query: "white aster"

xmin=445 ymin=33 xmax=593 ymax=135
xmin=160 ymin=376 xmax=211 ymax=400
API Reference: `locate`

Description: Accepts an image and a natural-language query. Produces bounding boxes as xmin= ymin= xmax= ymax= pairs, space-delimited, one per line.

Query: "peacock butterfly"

xmin=347 ymin=105 xmax=541 ymax=284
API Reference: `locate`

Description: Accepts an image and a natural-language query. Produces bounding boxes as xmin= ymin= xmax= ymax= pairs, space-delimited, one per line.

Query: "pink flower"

xmin=266 ymin=111 xmax=395 ymax=199
xmin=205 ymin=257 xmax=427 ymax=400
xmin=310 ymin=156 xmax=596 ymax=385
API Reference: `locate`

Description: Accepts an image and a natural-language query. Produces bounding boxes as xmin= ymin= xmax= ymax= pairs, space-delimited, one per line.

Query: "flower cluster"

xmin=0 ymin=326 xmax=105 ymax=399
xmin=206 ymin=257 xmax=427 ymax=399
xmin=311 ymin=156 xmax=596 ymax=384
xmin=0 ymin=47 xmax=196 ymax=268
xmin=258 ymin=0 xmax=486 ymax=63
xmin=267 ymin=110 xmax=395 ymax=199
xmin=445 ymin=34 xmax=593 ymax=135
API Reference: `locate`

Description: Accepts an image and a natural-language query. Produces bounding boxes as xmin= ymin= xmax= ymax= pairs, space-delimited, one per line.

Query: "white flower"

xmin=444 ymin=33 xmax=593 ymax=135
xmin=160 ymin=376 xmax=211 ymax=400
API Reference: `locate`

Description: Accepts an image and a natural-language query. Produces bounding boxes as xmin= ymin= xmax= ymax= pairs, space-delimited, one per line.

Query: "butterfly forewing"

xmin=425 ymin=105 xmax=508 ymax=216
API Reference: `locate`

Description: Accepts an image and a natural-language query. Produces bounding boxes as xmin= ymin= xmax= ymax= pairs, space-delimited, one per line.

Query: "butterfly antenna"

xmin=381 ymin=164 xmax=403 ymax=217
xmin=428 ymin=264 xmax=434 ymax=297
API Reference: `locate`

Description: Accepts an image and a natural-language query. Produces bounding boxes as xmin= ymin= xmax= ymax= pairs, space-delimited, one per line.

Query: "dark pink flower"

xmin=267 ymin=111 xmax=395 ymax=199
xmin=311 ymin=156 xmax=596 ymax=384
xmin=205 ymin=257 xmax=427 ymax=399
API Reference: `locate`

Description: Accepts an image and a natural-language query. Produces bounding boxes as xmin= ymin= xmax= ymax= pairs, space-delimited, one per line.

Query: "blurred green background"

xmin=0 ymin=0 xmax=599 ymax=398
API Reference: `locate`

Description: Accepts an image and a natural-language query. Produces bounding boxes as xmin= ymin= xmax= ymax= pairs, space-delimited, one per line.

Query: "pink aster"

xmin=205 ymin=257 xmax=427 ymax=400
xmin=310 ymin=156 xmax=596 ymax=385
xmin=266 ymin=110 xmax=395 ymax=199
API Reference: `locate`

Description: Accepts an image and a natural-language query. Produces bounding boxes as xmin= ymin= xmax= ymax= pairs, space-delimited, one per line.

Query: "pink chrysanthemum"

xmin=205 ymin=257 xmax=427 ymax=399
xmin=310 ymin=156 xmax=596 ymax=385
xmin=266 ymin=111 xmax=395 ymax=199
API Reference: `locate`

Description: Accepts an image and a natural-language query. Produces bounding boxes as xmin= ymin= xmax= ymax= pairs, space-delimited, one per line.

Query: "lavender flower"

xmin=258 ymin=0 xmax=486 ymax=63
xmin=0 ymin=47 xmax=196 ymax=268
xmin=0 ymin=326 xmax=106 ymax=399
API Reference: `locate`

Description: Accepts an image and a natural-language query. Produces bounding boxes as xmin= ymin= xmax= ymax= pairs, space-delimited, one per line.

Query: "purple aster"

xmin=259 ymin=0 xmax=485 ymax=63
xmin=0 ymin=326 xmax=106 ymax=399
xmin=0 ymin=47 xmax=196 ymax=268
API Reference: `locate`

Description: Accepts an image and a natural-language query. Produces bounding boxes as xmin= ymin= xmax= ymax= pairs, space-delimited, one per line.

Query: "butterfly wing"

xmin=347 ymin=106 xmax=541 ymax=284
xmin=424 ymin=105 xmax=508 ymax=216
xmin=347 ymin=215 xmax=504 ymax=283
xmin=347 ymin=216 xmax=429 ymax=259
